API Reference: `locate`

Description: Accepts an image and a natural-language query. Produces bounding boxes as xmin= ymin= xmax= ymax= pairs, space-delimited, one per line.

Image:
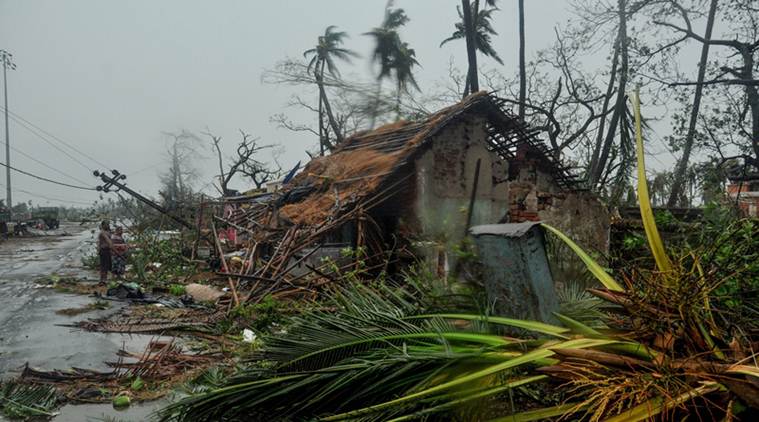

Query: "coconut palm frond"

xmin=439 ymin=3 xmax=503 ymax=64
xmin=556 ymin=281 xmax=608 ymax=328
xmin=180 ymin=366 xmax=229 ymax=395
xmin=304 ymin=25 xmax=357 ymax=79
xmin=0 ymin=381 xmax=59 ymax=419
xmin=156 ymin=282 xmax=559 ymax=421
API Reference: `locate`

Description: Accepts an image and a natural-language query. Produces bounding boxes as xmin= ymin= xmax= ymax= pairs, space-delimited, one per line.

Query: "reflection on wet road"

xmin=0 ymin=223 xmax=165 ymax=421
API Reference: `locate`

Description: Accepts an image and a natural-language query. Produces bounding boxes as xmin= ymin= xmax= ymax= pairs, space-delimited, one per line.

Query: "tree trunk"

xmin=667 ymin=0 xmax=718 ymax=207
xmin=213 ymin=139 xmax=227 ymax=193
xmin=589 ymin=0 xmax=628 ymax=188
xmin=318 ymin=70 xmax=325 ymax=156
xmin=172 ymin=142 xmax=181 ymax=208
xmin=396 ymin=79 xmax=402 ymax=120
xmin=518 ymin=0 xmax=526 ymax=121
xmin=318 ymin=61 xmax=342 ymax=148
xmin=751 ymin=87 xmax=759 ymax=161
xmin=463 ymin=69 xmax=471 ymax=98
xmin=462 ymin=0 xmax=479 ymax=94
xmin=745 ymin=52 xmax=759 ymax=162
xmin=588 ymin=39 xmax=620 ymax=182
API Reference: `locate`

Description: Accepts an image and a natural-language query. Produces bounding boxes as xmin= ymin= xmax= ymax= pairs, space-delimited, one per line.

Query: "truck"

xmin=31 ymin=207 xmax=60 ymax=229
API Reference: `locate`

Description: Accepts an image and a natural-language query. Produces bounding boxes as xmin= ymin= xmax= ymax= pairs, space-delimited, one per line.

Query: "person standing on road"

xmin=111 ymin=226 xmax=128 ymax=278
xmin=98 ymin=221 xmax=113 ymax=285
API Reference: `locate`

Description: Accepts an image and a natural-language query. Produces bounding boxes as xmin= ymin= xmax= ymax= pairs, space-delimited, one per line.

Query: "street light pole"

xmin=1 ymin=50 xmax=15 ymax=220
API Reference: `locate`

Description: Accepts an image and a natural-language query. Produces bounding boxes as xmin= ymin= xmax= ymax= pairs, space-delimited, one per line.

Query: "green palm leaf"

xmin=541 ymin=223 xmax=625 ymax=292
xmin=323 ymin=338 xmax=617 ymax=420
xmin=488 ymin=403 xmax=588 ymax=422
xmin=406 ymin=313 xmax=570 ymax=338
xmin=632 ymin=89 xmax=672 ymax=273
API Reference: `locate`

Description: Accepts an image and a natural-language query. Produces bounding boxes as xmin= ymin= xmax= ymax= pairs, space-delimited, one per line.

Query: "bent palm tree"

xmin=303 ymin=26 xmax=358 ymax=154
xmin=392 ymin=42 xmax=420 ymax=118
xmin=364 ymin=4 xmax=414 ymax=125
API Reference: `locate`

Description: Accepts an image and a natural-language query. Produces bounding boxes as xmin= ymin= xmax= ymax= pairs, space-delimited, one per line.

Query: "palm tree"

xmin=303 ymin=26 xmax=358 ymax=154
xmin=392 ymin=42 xmax=420 ymax=118
xmin=442 ymin=0 xmax=501 ymax=97
xmin=364 ymin=3 xmax=416 ymax=125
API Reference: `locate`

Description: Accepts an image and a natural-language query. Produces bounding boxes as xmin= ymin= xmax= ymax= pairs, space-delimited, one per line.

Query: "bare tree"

xmin=500 ymin=28 xmax=610 ymax=160
xmin=205 ymin=129 xmax=281 ymax=194
xmin=666 ymin=0 xmax=719 ymax=207
xmin=655 ymin=0 xmax=759 ymax=169
xmin=587 ymin=0 xmax=631 ymax=188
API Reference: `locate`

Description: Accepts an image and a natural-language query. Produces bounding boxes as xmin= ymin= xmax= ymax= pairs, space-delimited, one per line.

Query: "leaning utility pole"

xmin=1 ymin=50 xmax=15 ymax=218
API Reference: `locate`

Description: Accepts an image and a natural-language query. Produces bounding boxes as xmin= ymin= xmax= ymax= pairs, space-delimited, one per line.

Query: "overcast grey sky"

xmin=1 ymin=0 xmax=671 ymax=207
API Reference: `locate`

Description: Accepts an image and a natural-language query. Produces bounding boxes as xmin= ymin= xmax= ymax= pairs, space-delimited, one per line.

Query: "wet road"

xmin=0 ymin=223 xmax=164 ymax=421
xmin=0 ymin=223 xmax=118 ymax=375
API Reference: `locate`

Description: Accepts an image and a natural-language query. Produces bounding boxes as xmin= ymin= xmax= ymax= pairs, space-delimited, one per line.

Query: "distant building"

xmin=727 ymin=173 xmax=759 ymax=217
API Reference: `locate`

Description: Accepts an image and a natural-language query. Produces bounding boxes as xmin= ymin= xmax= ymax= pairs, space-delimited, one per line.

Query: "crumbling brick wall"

xmin=504 ymin=147 xmax=609 ymax=252
xmin=411 ymin=116 xmax=609 ymax=264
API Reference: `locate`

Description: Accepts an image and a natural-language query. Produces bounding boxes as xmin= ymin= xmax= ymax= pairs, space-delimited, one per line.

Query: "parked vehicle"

xmin=31 ymin=207 xmax=60 ymax=229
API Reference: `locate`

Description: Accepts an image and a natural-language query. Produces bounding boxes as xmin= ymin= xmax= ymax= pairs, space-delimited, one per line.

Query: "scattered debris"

xmin=65 ymin=305 xmax=222 ymax=334
xmin=106 ymin=282 xmax=144 ymax=300
xmin=19 ymin=339 xmax=226 ymax=406
xmin=54 ymin=300 xmax=111 ymax=316
xmin=0 ymin=381 xmax=60 ymax=419
xmin=242 ymin=328 xmax=256 ymax=343
xmin=184 ymin=283 xmax=224 ymax=303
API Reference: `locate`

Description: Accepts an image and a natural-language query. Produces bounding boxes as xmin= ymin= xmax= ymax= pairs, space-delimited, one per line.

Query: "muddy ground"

xmin=0 ymin=222 xmax=165 ymax=421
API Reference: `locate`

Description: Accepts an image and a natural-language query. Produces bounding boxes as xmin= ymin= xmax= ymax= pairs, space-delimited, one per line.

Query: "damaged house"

xmin=223 ymin=92 xmax=607 ymax=285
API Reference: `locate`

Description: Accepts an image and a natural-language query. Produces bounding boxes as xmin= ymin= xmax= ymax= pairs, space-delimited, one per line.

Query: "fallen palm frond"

xmin=19 ymin=338 xmax=226 ymax=406
xmin=0 ymin=381 xmax=59 ymax=419
xmin=64 ymin=306 xmax=223 ymax=334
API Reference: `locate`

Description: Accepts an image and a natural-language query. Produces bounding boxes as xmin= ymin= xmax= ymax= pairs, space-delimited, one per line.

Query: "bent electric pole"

xmin=1 ymin=50 xmax=15 ymax=218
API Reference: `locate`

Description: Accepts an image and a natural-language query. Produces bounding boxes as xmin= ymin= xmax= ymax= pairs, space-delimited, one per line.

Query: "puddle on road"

xmin=0 ymin=399 xmax=168 ymax=422
xmin=53 ymin=399 xmax=167 ymax=422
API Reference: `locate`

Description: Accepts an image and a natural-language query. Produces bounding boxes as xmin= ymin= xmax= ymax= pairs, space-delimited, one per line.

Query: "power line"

xmin=9 ymin=144 xmax=92 ymax=186
xmin=0 ymin=179 xmax=94 ymax=206
xmin=4 ymin=111 xmax=94 ymax=172
xmin=0 ymin=161 xmax=95 ymax=191
xmin=0 ymin=105 xmax=110 ymax=170
xmin=14 ymin=188 xmax=93 ymax=206
xmin=129 ymin=161 xmax=163 ymax=176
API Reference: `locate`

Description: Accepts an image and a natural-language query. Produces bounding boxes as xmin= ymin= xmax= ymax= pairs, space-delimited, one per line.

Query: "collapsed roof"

xmin=274 ymin=92 xmax=583 ymax=226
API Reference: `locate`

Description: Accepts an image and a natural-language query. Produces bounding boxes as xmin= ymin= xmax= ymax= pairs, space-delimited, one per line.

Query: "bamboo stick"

xmin=210 ymin=218 xmax=240 ymax=307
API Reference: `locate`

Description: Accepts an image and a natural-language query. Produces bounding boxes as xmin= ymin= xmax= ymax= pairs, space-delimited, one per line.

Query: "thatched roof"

xmin=277 ymin=92 xmax=582 ymax=225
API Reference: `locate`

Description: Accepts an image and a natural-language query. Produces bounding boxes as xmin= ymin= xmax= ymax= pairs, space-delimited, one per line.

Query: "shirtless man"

xmin=97 ymin=221 xmax=113 ymax=284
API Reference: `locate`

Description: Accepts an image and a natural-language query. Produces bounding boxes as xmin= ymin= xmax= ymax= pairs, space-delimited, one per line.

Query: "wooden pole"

xmin=465 ymin=158 xmax=482 ymax=235
xmin=210 ymin=218 xmax=240 ymax=307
